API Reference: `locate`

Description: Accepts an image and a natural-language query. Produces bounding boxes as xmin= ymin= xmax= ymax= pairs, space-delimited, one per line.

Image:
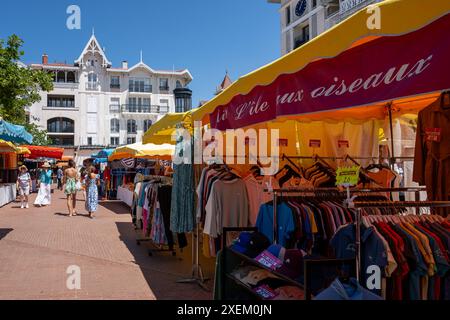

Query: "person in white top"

xmin=16 ymin=165 xmax=32 ymax=209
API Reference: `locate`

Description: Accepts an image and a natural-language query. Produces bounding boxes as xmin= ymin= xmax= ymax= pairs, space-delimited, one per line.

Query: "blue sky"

xmin=0 ymin=0 xmax=280 ymax=106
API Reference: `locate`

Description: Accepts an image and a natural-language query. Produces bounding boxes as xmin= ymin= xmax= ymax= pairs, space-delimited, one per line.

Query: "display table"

xmin=0 ymin=183 xmax=17 ymax=207
xmin=117 ymin=186 xmax=133 ymax=207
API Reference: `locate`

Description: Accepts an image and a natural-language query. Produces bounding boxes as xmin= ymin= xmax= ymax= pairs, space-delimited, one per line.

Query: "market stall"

xmin=108 ymin=142 xmax=175 ymax=204
xmin=144 ymin=0 xmax=450 ymax=300
xmin=0 ymin=140 xmax=19 ymax=207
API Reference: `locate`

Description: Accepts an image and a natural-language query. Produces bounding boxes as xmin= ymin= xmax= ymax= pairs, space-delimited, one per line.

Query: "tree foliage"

xmin=0 ymin=34 xmax=53 ymax=145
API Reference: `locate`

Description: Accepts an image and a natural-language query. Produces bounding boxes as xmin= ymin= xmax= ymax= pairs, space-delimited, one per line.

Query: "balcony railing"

xmin=86 ymin=82 xmax=99 ymax=90
xmin=129 ymin=85 xmax=152 ymax=93
xmin=110 ymin=83 xmax=120 ymax=89
xmin=46 ymin=104 xmax=76 ymax=109
xmin=54 ymin=81 xmax=79 ymax=89
xmin=122 ymin=104 xmax=169 ymax=114
xmin=159 ymin=86 xmax=170 ymax=92
xmin=109 ymin=104 xmax=121 ymax=113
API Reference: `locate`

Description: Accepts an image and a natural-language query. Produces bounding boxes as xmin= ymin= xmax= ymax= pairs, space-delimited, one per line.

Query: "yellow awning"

xmin=142 ymin=110 xmax=194 ymax=145
xmin=17 ymin=146 xmax=31 ymax=155
xmin=108 ymin=142 xmax=175 ymax=161
xmin=0 ymin=140 xmax=19 ymax=153
xmin=191 ymin=0 xmax=450 ymax=124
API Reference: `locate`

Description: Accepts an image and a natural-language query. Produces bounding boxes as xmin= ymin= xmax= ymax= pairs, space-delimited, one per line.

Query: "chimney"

xmin=42 ymin=54 xmax=48 ymax=65
xmin=122 ymin=60 xmax=128 ymax=69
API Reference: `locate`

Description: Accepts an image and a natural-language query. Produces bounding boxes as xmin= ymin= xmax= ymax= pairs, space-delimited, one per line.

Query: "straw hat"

xmin=19 ymin=165 xmax=28 ymax=171
xmin=41 ymin=161 xmax=51 ymax=168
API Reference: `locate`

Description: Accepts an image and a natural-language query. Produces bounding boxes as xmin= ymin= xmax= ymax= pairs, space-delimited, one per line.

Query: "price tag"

xmin=309 ymin=139 xmax=321 ymax=148
xmin=254 ymin=285 xmax=278 ymax=299
xmin=277 ymin=139 xmax=288 ymax=147
xmin=336 ymin=165 xmax=360 ymax=187
xmin=255 ymin=251 xmax=283 ymax=270
xmin=425 ymin=128 xmax=441 ymax=142
xmin=338 ymin=140 xmax=349 ymax=148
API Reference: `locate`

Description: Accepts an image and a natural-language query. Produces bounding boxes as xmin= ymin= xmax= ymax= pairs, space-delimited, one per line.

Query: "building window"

xmin=286 ymin=6 xmax=291 ymax=25
xmin=110 ymin=118 xmax=120 ymax=133
xmin=143 ymin=119 xmax=153 ymax=132
xmin=57 ymin=71 xmax=66 ymax=83
xmin=110 ymin=76 xmax=120 ymax=89
xmin=87 ymin=137 xmax=93 ymax=146
xmin=129 ymin=78 xmax=151 ymax=92
xmin=127 ymin=137 xmax=136 ymax=144
xmin=47 ymin=117 xmax=74 ymax=133
xmin=88 ymin=73 xmax=97 ymax=83
xmin=294 ymin=24 xmax=310 ymax=49
xmin=127 ymin=98 xmax=151 ymax=113
xmin=47 ymin=95 xmax=75 ymax=108
xmin=66 ymin=72 xmax=76 ymax=83
xmin=127 ymin=119 xmax=137 ymax=134
xmin=312 ymin=0 xmax=317 ymax=9
xmin=110 ymin=137 xmax=119 ymax=146
xmin=87 ymin=73 xmax=98 ymax=90
xmin=159 ymin=78 xmax=169 ymax=91
xmin=110 ymin=98 xmax=120 ymax=113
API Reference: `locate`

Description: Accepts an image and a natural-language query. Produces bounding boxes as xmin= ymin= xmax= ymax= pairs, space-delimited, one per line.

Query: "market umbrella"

xmin=0 ymin=118 xmax=33 ymax=144
xmin=109 ymin=142 xmax=175 ymax=161
xmin=142 ymin=111 xmax=194 ymax=145
xmin=23 ymin=145 xmax=64 ymax=160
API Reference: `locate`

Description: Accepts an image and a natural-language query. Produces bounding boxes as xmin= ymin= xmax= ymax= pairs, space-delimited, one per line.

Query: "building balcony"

xmin=121 ymin=104 xmax=169 ymax=114
xmin=86 ymin=82 xmax=99 ymax=91
xmin=159 ymin=86 xmax=170 ymax=93
xmin=129 ymin=85 xmax=152 ymax=93
xmin=110 ymin=83 xmax=121 ymax=89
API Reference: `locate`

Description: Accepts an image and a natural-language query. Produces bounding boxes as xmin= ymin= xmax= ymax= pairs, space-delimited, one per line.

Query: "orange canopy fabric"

xmin=23 ymin=145 xmax=64 ymax=160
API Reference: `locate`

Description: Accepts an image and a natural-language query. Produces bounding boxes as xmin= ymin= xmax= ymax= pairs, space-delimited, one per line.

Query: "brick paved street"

xmin=0 ymin=187 xmax=214 ymax=300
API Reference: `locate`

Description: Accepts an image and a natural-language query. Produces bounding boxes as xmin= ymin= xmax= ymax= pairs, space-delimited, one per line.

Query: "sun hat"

xmin=41 ymin=161 xmax=51 ymax=168
xmin=19 ymin=165 xmax=28 ymax=171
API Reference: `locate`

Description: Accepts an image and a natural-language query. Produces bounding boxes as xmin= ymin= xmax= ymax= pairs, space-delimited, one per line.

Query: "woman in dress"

xmin=85 ymin=166 xmax=99 ymax=219
xmin=34 ymin=162 xmax=52 ymax=207
xmin=64 ymin=159 xmax=78 ymax=217
xmin=16 ymin=165 xmax=32 ymax=209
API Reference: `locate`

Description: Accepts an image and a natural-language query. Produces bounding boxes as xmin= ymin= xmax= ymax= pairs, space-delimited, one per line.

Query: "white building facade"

xmin=268 ymin=0 xmax=383 ymax=55
xmin=28 ymin=35 xmax=193 ymax=148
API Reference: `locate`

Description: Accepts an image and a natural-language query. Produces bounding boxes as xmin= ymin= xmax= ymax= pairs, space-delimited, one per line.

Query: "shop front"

xmin=141 ymin=0 xmax=450 ymax=301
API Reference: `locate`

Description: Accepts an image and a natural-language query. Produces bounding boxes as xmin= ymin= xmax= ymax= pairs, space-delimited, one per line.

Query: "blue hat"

xmin=231 ymin=232 xmax=252 ymax=254
xmin=231 ymin=232 xmax=270 ymax=258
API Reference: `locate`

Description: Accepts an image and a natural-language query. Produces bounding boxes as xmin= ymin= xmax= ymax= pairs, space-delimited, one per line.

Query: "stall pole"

xmin=355 ymin=208 xmax=362 ymax=282
xmin=273 ymin=191 xmax=278 ymax=244
xmin=387 ymin=103 xmax=396 ymax=168
xmin=176 ymin=130 xmax=209 ymax=291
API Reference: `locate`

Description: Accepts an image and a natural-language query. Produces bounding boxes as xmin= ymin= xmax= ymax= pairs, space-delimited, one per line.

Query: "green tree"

xmin=0 ymin=34 xmax=53 ymax=144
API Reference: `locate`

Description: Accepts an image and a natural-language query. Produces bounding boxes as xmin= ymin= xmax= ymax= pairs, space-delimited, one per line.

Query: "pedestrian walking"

xmin=63 ymin=159 xmax=78 ymax=217
xmin=56 ymin=166 xmax=63 ymax=190
xmin=34 ymin=162 xmax=52 ymax=207
xmin=16 ymin=165 xmax=32 ymax=209
xmin=85 ymin=166 xmax=99 ymax=219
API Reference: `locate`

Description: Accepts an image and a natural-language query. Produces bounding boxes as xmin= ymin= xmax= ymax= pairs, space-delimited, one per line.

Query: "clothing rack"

xmin=282 ymin=153 xmax=415 ymax=162
xmin=135 ymin=176 xmax=176 ymax=257
xmin=263 ymin=186 xmax=434 ymax=284
xmin=350 ymin=200 xmax=450 ymax=282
